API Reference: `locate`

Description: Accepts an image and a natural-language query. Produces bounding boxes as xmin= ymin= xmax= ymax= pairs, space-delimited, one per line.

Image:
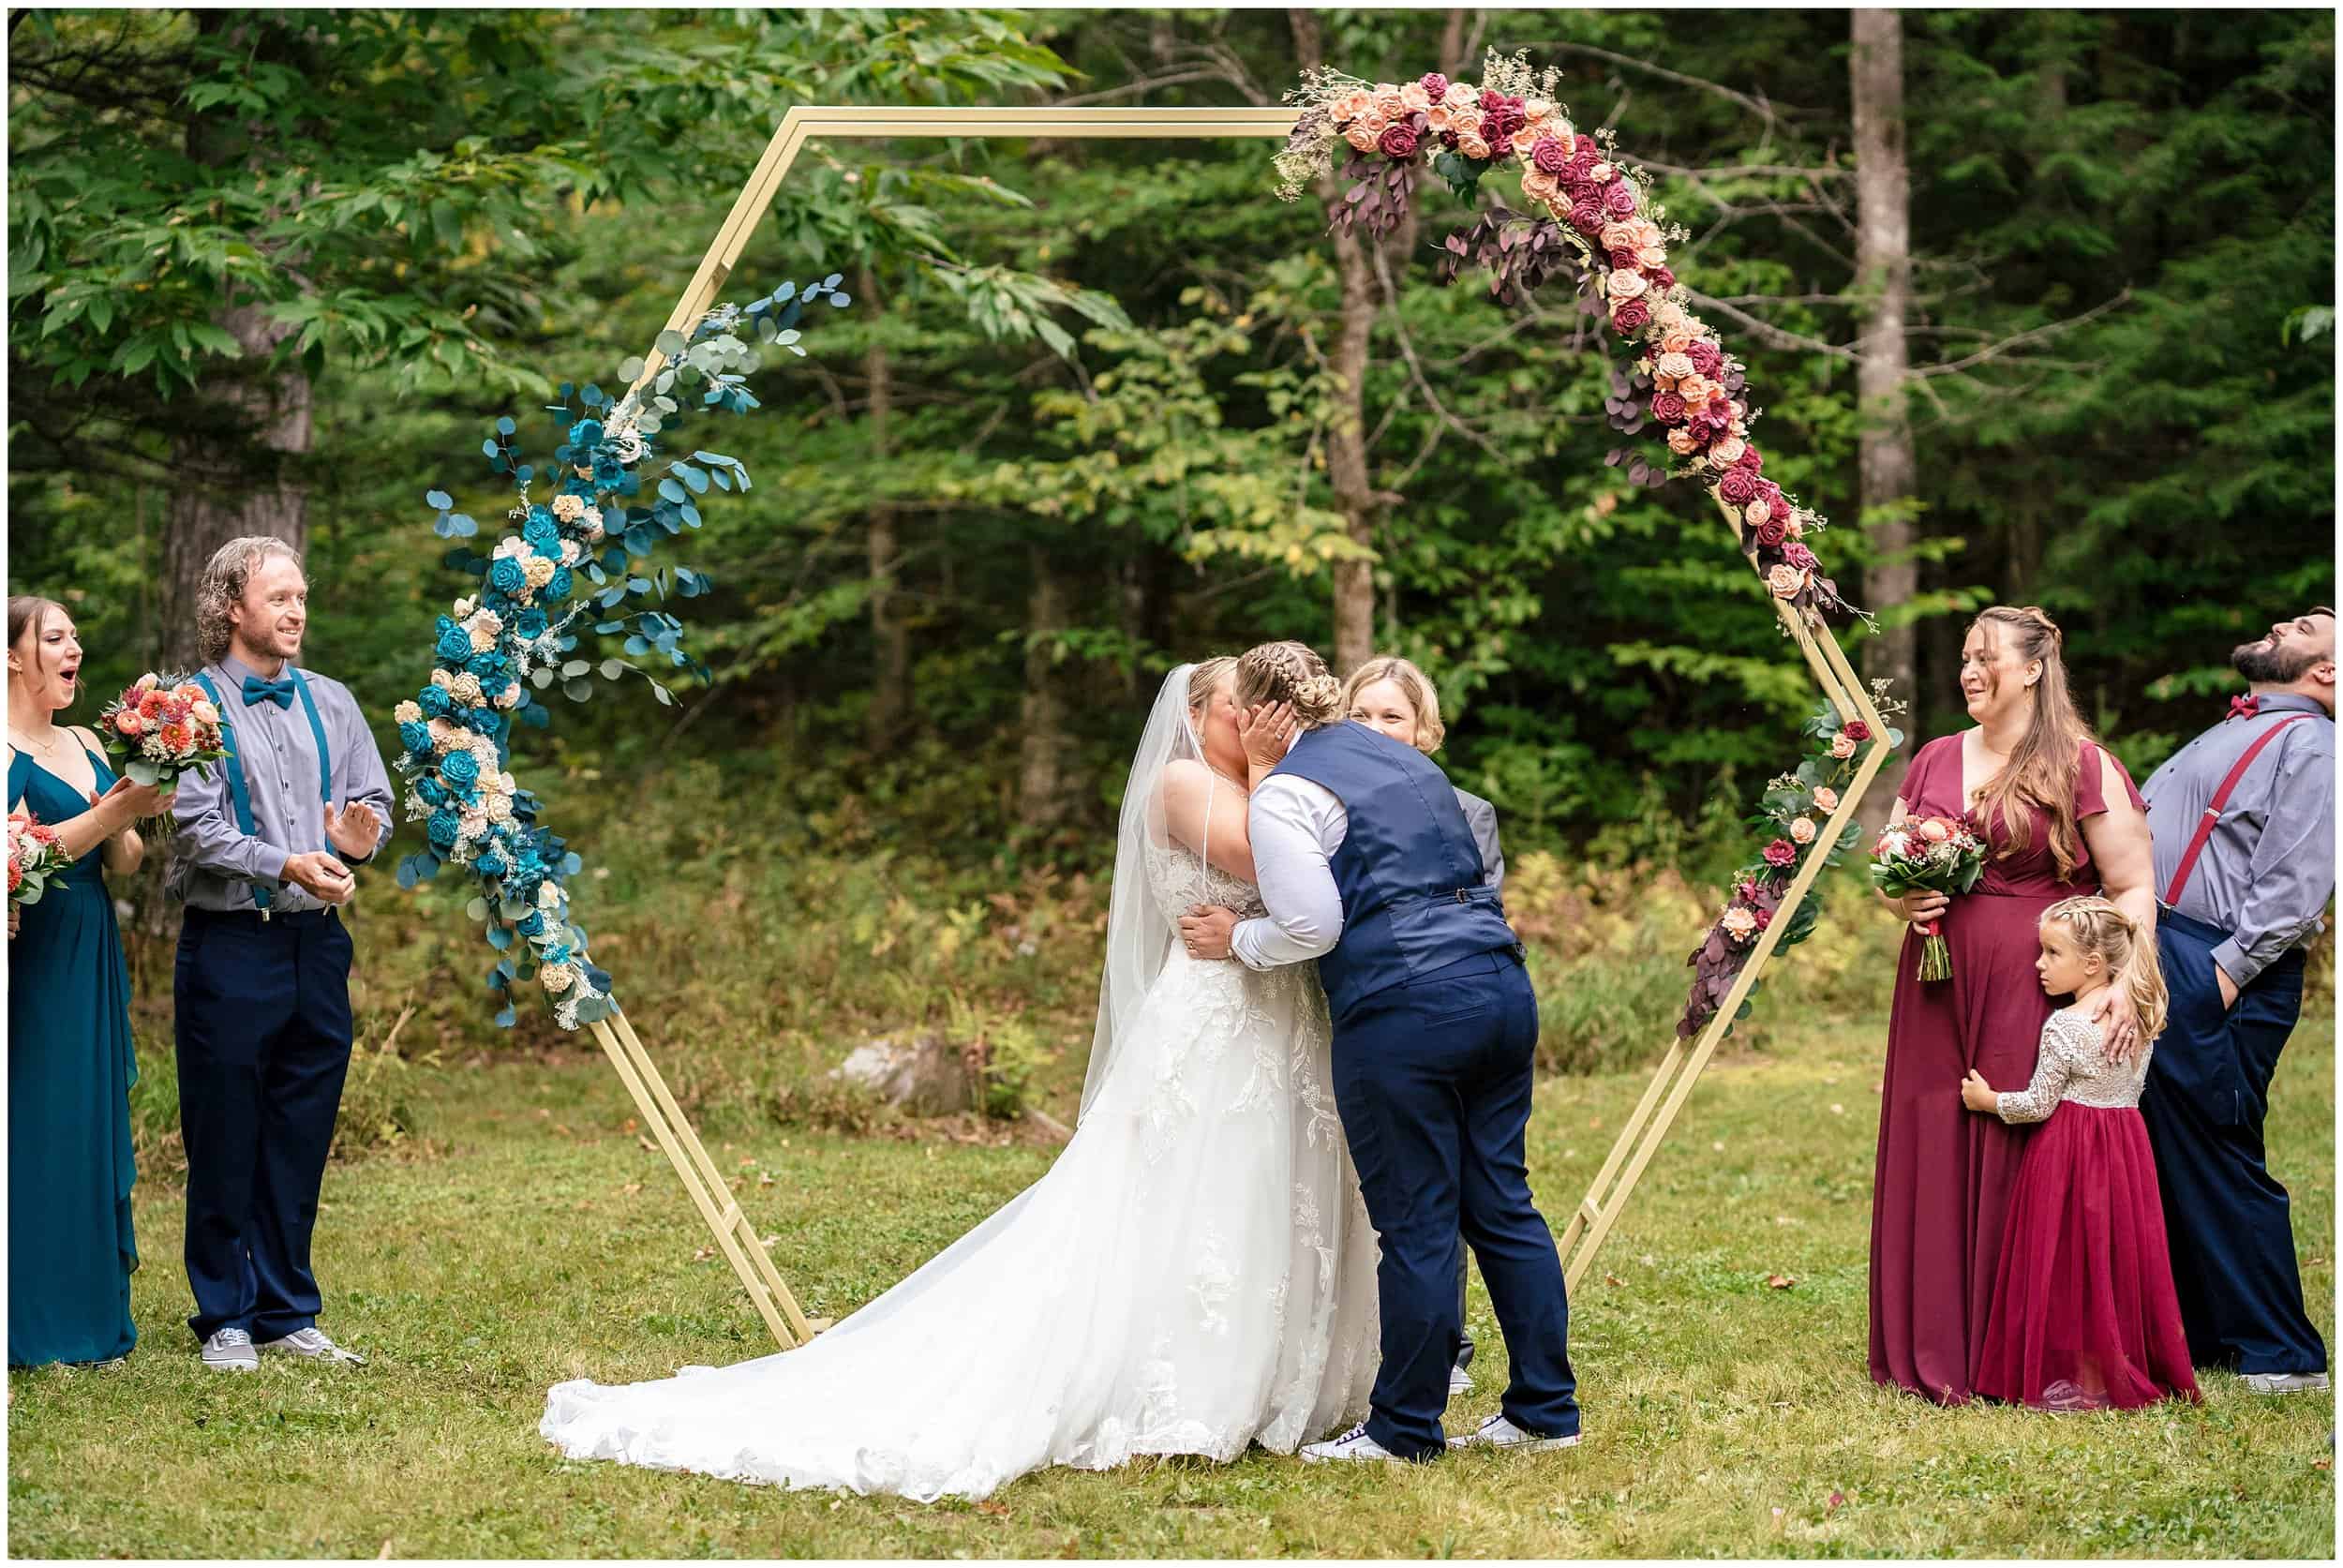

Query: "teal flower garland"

xmin=395 ymin=274 xmax=849 ymax=1028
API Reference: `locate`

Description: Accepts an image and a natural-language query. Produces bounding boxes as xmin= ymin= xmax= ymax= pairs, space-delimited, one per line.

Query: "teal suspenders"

xmin=193 ymin=668 xmax=336 ymax=918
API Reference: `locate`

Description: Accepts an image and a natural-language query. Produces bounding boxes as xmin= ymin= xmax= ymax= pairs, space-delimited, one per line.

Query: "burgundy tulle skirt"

xmin=1974 ymin=1102 xmax=2201 ymax=1411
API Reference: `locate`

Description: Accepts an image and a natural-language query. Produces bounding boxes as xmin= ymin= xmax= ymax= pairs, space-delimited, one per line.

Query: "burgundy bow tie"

xmin=2228 ymin=693 xmax=2261 ymax=722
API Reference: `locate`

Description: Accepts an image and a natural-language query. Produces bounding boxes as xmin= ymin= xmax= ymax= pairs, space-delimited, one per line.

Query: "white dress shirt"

xmin=1231 ymin=773 xmax=1350 ymax=970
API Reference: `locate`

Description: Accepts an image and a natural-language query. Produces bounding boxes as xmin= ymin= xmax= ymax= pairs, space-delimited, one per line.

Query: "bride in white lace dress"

xmin=541 ymin=661 xmax=1380 ymax=1500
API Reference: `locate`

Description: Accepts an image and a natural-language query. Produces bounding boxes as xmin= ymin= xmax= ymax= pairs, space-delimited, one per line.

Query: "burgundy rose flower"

xmin=1755 ymin=479 xmax=1786 ymax=514
xmin=1755 ymin=516 xmax=1788 ymax=548
xmin=1843 ymin=720 xmax=1873 ymax=743
xmin=1574 ymin=133 xmax=1601 ymax=158
xmin=1486 ymin=131 xmax=1514 ymax=159
xmin=1440 ymin=129 xmax=1460 ymax=149
xmin=1754 ymin=906 xmax=1774 ymax=930
xmin=1737 ymin=878 xmax=1761 ymax=903
xmin=1763 ymin=839 xmax=1798 ymax=869
xmin=1650 ymin=266 xmax=1676 ymax=291
xmin=1481 ymin=87 xmax=1504 ymax=112
xmin=1603 ymin=182 xmax=1637 ymax=217
xmin=1380 ymin=122 xmax=1420 ymax=159
xmin=1649 ymin=390 xmax=1688 ymax=423
xmin=1783 ymin=541 xmax=1817 ymax=570
xmin=1420 ymin=71 xmax=1450 ymax=100
xmin=1611 ymin=298 xmax=1652 ymax=334
xmin=1687 ymin=340 xmax=1724 ymax=376
xmin=1717 ymin=468 xmax=1761 ymax=507
xmin=1531 ymin=135 xmax=1570 ymax=174
xmin=1609 ymin=247 xmax=1639 ymax=272
xmin=1569 ymin=197 xmax=1605 ymax=235
xmin=1735 ymin=446 xmax=1764 ymax=472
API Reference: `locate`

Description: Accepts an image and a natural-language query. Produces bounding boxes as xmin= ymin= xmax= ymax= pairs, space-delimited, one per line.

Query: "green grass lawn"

xmin=10 ymin=1016 xmax=2333 ymax=1559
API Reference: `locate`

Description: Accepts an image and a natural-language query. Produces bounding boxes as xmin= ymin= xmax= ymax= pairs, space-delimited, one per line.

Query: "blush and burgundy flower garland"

xmin=1275 ymin=52 xmax=1852 ymax=621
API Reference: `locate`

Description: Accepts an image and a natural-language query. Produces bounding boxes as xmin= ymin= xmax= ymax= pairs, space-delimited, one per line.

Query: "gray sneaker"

xmin=201 ymin=1328 xmax=258 ymax=1372
xmin=2240 ymin=1370 xmax=2330 ymax=1395
xmin=260 ymin=1326 xmax=366 ymax=1366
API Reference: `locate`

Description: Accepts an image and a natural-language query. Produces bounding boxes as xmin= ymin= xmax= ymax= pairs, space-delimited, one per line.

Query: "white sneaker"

xmin=2240 ymin=1370 xmax=2330 ymax=1395
xmin=1300 ymin=1424 xmax=1401 ymax=1464
xmin=260 ymin=1326 xmax=367 ymax=1366
xmin=1448 ymin=1363 xmax=1474 ymax=1396
xmin=200 ymin=1328 xmax=258 ymax=1372
xmin=1450 ymin=1411 xmax=1581 ymax=1453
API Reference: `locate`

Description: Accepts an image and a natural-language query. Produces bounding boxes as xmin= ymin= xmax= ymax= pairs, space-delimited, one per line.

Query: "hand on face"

xmin=1235 ymin=702 xmax=1296 ymax=772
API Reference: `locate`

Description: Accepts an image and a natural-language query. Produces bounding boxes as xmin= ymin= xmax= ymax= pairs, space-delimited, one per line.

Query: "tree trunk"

xmin=862 ymin=271 xmax=912 ymax=746
xmin=1016 ymin=546 xmax=1068 ymax=830
xmin=1850 ymin=7 xmax=1916 ymax=829
xmin=1291 ymin=7 xmax=1378 ymax=677
xmin=158 ymin=12 xmax=312 ymax=671
xmin=158 ymin=302 xmax=311 ymax=672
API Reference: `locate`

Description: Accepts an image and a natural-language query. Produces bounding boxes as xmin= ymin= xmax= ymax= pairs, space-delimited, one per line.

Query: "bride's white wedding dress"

xmin=541 ymin=669 xmax=1380 ymax=1501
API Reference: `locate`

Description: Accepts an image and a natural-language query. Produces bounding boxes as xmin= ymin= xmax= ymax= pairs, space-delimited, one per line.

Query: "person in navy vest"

xmin=166 ymin=536 xmax=394 ymax=1372
xmin=2135 ymin=606 xmax=2335 ymax=1394
xmin=1179 ymin=640 xmax=1578 ymax=1462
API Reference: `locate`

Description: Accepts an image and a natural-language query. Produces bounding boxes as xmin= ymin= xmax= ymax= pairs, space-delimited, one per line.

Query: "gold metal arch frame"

xmin=594 ymin=106 xmax=1896 ymax=1350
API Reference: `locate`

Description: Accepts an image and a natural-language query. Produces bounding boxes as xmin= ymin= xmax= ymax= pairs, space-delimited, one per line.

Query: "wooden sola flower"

xmin=1276 ymin=50 xmax=1851 ymax=621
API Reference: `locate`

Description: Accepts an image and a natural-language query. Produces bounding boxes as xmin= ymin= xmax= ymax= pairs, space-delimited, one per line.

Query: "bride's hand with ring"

xmin=1236 ymin=701 xmax=1296 ymax=785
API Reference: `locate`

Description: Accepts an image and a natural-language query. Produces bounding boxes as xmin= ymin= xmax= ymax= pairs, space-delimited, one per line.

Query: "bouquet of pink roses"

xmin=1870 ymin=815 xmax=1988 ymax=981
xmin=97 ymin=673 xmax=227 ymax=790
xmin=8 ymin=809 xmax=74 ymax=909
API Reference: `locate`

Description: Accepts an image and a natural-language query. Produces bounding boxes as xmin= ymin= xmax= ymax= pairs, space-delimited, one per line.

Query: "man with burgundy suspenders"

xmin=166 ymin=537 xmax=394 ymax=1372
xmin=2137 ymin=606 xmax=2335 ymax=1394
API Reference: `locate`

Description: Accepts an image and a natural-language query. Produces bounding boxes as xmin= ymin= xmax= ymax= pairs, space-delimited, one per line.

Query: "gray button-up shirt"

xmin=2141 ymin=693 xmax=2335 ymax=987
xmin=166 ymin=653 xmax=395 ymax=915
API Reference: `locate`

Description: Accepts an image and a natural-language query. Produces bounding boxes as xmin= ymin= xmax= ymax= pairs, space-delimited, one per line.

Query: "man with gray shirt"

xmin=2137 ymin=606 xmax=2334 ymax=1393
xmin=167 ymin=537 xmax=394 ymax=1371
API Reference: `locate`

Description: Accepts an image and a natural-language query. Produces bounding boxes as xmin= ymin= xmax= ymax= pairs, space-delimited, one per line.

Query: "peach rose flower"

xmin=1654 ymin=302 xmax=1690 ymax=333
xmin=1659 ymin=329 xmax=1695 ymax=356
xmin=1711 ymin=436 xmax=1747 ymax=466
xmin=1427 ymin=104 xmax=1455 ymax=132
xmin=1667 ymin=428 xmax=1699 ymax=455
xmin=1918 ymin=818 xmax=1952 ymax=843
xmin=1830 ymin=733 xmax=1858 ymax=759
xmin=1768 ymin=564 xmax=1808 ymax=600
xmin=1399 ymin=82 xmax=1432 ymax=112
xmin=1373 ymin=91 xmax=1405 ymax=121
xmin=1654 ymin=351 xmax=1696 ymax=381
xmin=1520 ymin=169 xmax=1561 ymax=202
xmin=1721 ymin=907 xmax=1760 ymax=941
xmin=1442 ymin=81 xmax=1475 ymax=107
xmin=1745 ymin=500 xmax=1773 ymax=528
xmin=1606 ymin=268 xmax=1649 ymax=302
xmin=1600 ymin=221 xmax=1637 ymax=252
xmin=1813 ymin=786 xmax=1840 ymax=812
xmin=1783 ymin=511 xmax=1807 ymax=539
xmin=1331 ymin=92 xmax=1372 ymax=125
xmin=1790 ymin=816 xmax=1818 ymax=845
xmin=1677 ymin=374 xmax=1712 ymax=407
xmin=1638 ymin=242 xmax=1669 ymax=268
xmin=1346 ymin=123 xmax=1380 ymax=153
xmin=1589 ymin=161 xmax=1615 ymax=182
xmin=1457 ymin=130 xmax=1491 ymax=159
xmin=1360 ymin=107 xmax=1391 ymax=135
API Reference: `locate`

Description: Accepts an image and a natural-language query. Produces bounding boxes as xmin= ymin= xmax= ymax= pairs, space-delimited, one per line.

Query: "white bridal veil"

xmin=1081 ymin=663 xmax=1208 ymax=1119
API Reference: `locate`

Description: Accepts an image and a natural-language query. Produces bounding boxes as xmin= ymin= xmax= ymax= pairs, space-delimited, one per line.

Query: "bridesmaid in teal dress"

xmin=7 ymin=595 xmax=172 ymax=1368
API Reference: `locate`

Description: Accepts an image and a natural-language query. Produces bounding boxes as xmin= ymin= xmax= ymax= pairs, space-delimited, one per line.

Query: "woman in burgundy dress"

xmin=1869 ymin=605 xmax=2157 ymax=1404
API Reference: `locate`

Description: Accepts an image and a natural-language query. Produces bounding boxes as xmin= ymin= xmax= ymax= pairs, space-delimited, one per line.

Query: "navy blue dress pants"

xmin=174 ymin=906 xmax=355 ymax=1342
xmin=2140 ymin=908 xmax=2325 ymax=1375
xmin=1330 ymin=950 xmax=1577 ymax=1457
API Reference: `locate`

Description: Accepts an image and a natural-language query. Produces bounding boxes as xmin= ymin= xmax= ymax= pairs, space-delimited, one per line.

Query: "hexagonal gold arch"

xmin=591 ymin=106 xmax=1897 ymax=1351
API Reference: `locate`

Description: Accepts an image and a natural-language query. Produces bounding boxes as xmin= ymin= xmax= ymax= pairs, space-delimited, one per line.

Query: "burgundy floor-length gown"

xmin=1868 ymin=733 xmax=2145 ymax=1404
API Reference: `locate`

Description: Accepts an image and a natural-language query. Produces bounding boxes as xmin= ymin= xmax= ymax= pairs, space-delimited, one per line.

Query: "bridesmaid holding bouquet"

xmin=1868 ymin=606 xmax=2157 ymax=1405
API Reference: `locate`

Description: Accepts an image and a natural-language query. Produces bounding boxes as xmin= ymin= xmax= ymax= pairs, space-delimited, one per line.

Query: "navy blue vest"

xmin=1272 ymin=721 xmax=1517 ymax=1020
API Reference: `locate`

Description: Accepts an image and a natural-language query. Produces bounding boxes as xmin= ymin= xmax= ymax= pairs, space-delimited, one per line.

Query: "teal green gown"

xmin=8 ymin=744 xmax=139 ymax=1367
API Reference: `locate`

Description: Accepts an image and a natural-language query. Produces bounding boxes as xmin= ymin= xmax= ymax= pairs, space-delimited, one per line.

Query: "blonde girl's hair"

xmin=1186 ymin=656 xmax=1237 ymax=717
xmin=1233 ymin=640 xmax=1344 ymax=727
xmin=1342 ymin=655 xmax=1447 ymax=754
xmin=1970 ymin=605 xmax=2097 ymax=881
xmin=2042 ymin=895 xmax=2169 ymax=1045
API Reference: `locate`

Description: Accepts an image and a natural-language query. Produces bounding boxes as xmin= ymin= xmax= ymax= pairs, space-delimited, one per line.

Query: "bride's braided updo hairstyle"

xmin=1234 ymin=640 xmax=1345 ymax=728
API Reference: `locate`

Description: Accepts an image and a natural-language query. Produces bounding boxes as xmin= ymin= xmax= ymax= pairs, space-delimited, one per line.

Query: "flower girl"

xmin=1959 ymin=895 xmax=2201 ymax=1411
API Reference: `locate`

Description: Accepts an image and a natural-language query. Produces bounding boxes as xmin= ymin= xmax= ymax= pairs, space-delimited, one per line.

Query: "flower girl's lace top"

xmin=1994 ymin=1004 xmax=2152 ymax=1123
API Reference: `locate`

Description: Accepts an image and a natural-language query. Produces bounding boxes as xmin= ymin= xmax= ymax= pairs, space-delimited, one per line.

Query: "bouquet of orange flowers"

xmin=7 ymin=809 xmax=73 ymax=909
xmin=97 ymin=674 xmax=227 ymax=790
xmin=1870 ymin=815 xmax=1988 ymax=981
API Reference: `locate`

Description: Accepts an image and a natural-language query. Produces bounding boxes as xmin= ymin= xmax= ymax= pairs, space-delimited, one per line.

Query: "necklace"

xmin=7 ymin=724 xmax=65 ymax=758
xmin=1207 ymin=764 xmax=1249 ymax=796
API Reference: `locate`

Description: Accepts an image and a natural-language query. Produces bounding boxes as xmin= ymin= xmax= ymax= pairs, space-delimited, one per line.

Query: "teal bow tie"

xmin=241 ymin=675 xmax=296 ymax=709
